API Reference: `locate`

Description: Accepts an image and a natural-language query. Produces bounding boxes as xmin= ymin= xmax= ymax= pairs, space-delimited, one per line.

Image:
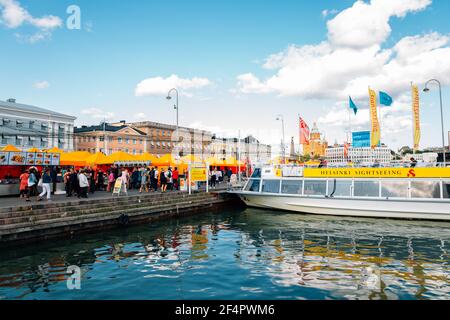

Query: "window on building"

xmin=133 ymin=149 xmax=136 ymax=155
xmin=108 ymin=148 xmax=113 ymax=154
xmin=41 ymin=123 xmax=48 ymax=131
xmin=133 ymin=139 xmax=137 ymax=144
xmin=125 ymin=148 xmax=129 ymax=153
xmin=126 ymin=138 xmax=130 ymax=144
xmin=304 ymin=180 xmax=327 ymax=196
xmin=40 ymin=138 xmax=48 ymax=148
xmin=118 ymin=137 xmax=123 ymax=144
xmin=411 ymin=181 xmax=441 ymax=199
xmin=29 ymin=121 xmax=35 ymax=129
xmin=16 ymin=120 xmax=23 ymax=128
xmin=99 ymin=136 xmax=105 ymax=142
xmin=1 ymin=135 xmax=8 ymax=144
xmin=354 ymin=181 xmax=380 ymax=197
xmin=140 ymin=139 xmax=143 ymax=144
xmin=108 ymin=136 xmax=113 ymax=142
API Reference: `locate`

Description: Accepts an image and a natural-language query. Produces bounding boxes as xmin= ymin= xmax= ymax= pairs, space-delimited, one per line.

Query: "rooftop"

xmin=0 ymin=99 xmax=76 ymax=120
xmin=74 ymin=124 xmax=147 ymax=135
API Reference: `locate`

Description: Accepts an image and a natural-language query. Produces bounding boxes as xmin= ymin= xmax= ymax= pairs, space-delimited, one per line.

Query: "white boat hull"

xmin=234 ymin=192 xmax=450 ymax=221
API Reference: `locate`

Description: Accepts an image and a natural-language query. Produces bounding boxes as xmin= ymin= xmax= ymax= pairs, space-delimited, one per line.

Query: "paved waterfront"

xmin=0 ymin=183 xmax=229 ymax=209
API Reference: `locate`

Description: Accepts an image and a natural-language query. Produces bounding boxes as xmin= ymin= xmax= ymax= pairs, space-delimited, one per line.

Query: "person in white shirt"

xmin=121 ymin=168 xmax=130 ymax=194
xmin=78 ymin=170 xmax=89 ymax=198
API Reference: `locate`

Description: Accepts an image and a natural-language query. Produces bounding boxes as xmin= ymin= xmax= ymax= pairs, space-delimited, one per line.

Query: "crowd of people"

xmin=17 ymin=165 xmax=239 ymax=202
xmin=17 ymin=165 xmax=182 ymax=202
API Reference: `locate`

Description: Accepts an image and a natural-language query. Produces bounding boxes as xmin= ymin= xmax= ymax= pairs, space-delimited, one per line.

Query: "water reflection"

xmin=0 ymin=208 xmax=449 ymax=300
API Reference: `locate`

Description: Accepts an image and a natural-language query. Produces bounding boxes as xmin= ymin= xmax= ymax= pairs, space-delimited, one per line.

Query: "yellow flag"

xmin=412 ymin=84 xmax=421 ymax=151
xmin=369 ymin=88 xmax=380 ymax=149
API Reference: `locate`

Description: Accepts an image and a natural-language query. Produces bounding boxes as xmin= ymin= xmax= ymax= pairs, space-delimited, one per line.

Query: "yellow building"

xmin=302 ymin=123 xmax=328 ymax=158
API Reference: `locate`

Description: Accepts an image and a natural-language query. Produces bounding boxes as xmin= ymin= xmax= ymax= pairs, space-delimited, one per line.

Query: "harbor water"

xmin=0 ymin=208 xmax=449 ymax=300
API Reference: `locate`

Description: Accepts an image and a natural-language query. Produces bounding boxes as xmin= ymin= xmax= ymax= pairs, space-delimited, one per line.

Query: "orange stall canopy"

xmin=97 ymin=151 xmax=138 ymax=165
xmin=1 ymin=144 xmax=21 ymax=152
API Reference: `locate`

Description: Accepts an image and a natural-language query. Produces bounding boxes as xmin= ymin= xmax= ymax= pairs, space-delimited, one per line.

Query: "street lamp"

xmin=276 ymin=114 xmax=286 ymax=164
xmin=166 ymin=88 xmax=179 ymax=136
xmin=423 ymin=79 xmax=446 ymax=166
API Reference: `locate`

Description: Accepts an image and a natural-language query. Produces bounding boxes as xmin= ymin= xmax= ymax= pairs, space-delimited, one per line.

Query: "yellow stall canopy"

xmin=85 ymin=152 xmax=107 ymax=166
xmin=27 ymin=147 xmax=41 ymax=152
xmin=153 ymin=153 xmax=181 ymax=167
xmin=60 ymin=151 xmax=91 ymax=166
xmin=97 ymin=151 xmax=138 ymax=165
xmin=136 ymin=152 xmax=159 ymax=164
xmin=45 ymin=147 xmax=63 ymax=153
xmin=1 ymin=144 xmax=21 ymax=152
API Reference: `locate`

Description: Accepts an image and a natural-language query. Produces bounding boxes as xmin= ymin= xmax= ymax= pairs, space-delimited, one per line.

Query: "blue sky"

xmin=1 ymin=0 xmax=449 ymax=152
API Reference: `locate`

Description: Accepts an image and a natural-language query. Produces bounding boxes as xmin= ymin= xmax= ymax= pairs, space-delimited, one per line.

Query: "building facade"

xmin=123 ymin=121 xmax=213 ymax=156
xmin=74 ymin=124 xmax=147 ymax=155
xmin=210 ymin=135 xmax=272 ymax=165
xmin=0 ymin=98 xmax=76 ymax=151
xmin=302 ymin=123 xmax=328 ymax=158
xmin=326 ymin=146 xmax=392 ymax=164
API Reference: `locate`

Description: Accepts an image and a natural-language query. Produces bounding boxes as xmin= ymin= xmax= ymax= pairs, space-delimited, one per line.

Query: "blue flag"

xmin=349 ymin=96 xmax=358 ymax=115
xmin=379 ymin=91 xmax=393 ymax=106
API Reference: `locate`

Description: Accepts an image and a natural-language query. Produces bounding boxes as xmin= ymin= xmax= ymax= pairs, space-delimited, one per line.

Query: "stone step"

xmin=0 ymin=198 xmax=226 ymax=235
xmin=0 ymin=192 xmax=216 ymax=218
xmin=0 ymin=191 xmax=193 ymax=214
xmin=0 ymin=196 xmax=218 ymax=226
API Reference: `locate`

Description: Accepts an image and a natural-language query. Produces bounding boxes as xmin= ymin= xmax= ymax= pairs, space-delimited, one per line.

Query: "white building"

xmin=210 ymin=135 xmax=272 ymax=165
xmin=403 ymin=153 xmax=438 ymax=163
xmin=326 ymin=146 xmax=392 ymax=165
xmin=0 ymin=98 xmax=76 ymax=151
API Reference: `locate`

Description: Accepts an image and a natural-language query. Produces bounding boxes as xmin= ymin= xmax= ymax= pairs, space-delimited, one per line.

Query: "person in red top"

xmin=172 ymin=167 xmax=179 ymax=190
xmin=19 ymin=169 xmax=29 ymax=199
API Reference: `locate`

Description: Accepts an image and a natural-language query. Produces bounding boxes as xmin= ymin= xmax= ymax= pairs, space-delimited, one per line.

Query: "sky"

xmin=1 ymin=0 xmax=450 ymax=155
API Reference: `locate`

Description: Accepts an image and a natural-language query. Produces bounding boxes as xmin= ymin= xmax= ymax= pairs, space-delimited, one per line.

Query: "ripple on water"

xmin=0 ymin=208 xmax=449 ymax=300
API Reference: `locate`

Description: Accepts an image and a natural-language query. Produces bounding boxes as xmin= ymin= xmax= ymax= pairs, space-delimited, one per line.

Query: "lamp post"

xmin=276 ymin=114 xmax=286 ymax=164
xmin=166 ymin=88 xmax=179 ymax=135
xmin=423 ymin=79 xmax=446 ymax=166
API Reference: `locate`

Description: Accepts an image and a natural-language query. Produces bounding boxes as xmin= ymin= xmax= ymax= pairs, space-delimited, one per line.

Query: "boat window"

xmin=304 ymin=180 xmax=326 ymax=196
xmin=381 ymin=181 xmax=409 ymax=198
xmin=354 ymin=181 xmax=380 ymax=197
xmin=262 ymin=180 xmax=281 ymax=194
xmin=330 ymin=180 xmax=352 ymax=197
xmin=251 ymin=168 xmax=261 ymax=178
xmin=411 ymin=181 xmax=441 ymax=199
xmin=443 ymin=181 xmax=450 ymax=199
xmin=281 ymin=180 xmax=303 ymax=195
xmin=244 ymin=179 xmax=261 ymax=192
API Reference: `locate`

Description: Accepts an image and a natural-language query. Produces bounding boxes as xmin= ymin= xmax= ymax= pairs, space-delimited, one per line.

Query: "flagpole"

xmin=411 ymin=81 xmax=415 ymax=155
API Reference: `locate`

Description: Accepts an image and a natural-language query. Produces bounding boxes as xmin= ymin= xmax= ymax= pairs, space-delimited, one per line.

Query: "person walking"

xmin=160 ymin=168 xmax=167 ymax=192
xmin=38 ymin=168 xmax=52 ymax=201
xmin=64 ymin=168 xmax=72 ymax=197
xmin=210 ymin=168 xmax=217 ymax=189
xmin=78 ymin=170 xmax=89 ymax=198
xmin=140 ymin=167 xmax=149 ymax=193
xmin=19 ymin=169 xmax=29 ymax=199
xmin=107 ymin=170 xmax=115 ymax=192
xmin=70 ymin=169 xmax=79 ymax=197
xmin=26 ymin=168 xmax=38 ymax=202
xmin=121 ymin=168 xmax=130 ymax=194
xmin=166 ymin=167 xmax=173 ymax=191
xmin=172 ymin=167 xmax=179 ymax=191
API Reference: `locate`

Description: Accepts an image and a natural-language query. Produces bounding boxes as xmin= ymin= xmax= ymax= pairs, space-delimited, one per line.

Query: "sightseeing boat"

xmin=231 ymin=165 xmax=450 ymax=221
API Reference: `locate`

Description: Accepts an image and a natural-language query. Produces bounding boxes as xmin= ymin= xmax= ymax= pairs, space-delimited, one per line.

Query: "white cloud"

xmin=134 ymin=112 xmax=147 ymax=120
xmin=135 ymin=74 xmax=211 ymax=97
xmin=32 ymin=80 xmax=49 ymax=89
xmin=321 ymin=9 xmax=338 ymax=18
xmin=235 ymin=0 xmax=450 ymax=102
xmin=0 ymin=0 xmax=62 ymax=42
xmin=81 ymin=108 xmax=115 ymax=120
